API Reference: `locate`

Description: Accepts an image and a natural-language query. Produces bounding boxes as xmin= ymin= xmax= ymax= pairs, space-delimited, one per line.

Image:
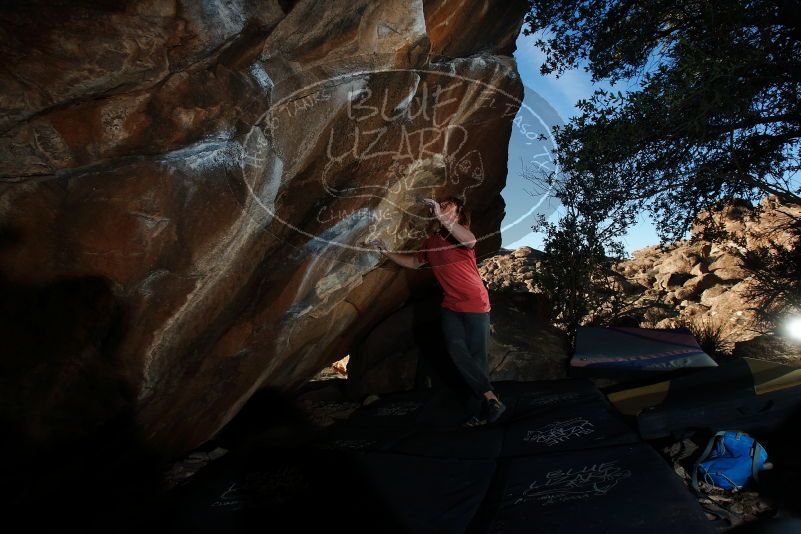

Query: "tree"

xmin=733 ymin=204 xmax=801 ymax=328
xmin=524 ymin=0 xmax=801 ymax=242
xmin=531 ymin=191 xmax=629 ymax=347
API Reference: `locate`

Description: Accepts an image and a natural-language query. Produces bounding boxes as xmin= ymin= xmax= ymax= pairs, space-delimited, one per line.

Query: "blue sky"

xmin=501 ymin=31 xmax=660 ymax=256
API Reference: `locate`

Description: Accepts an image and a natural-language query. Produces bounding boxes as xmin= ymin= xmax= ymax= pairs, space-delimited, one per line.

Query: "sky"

xmin=500 ymin=30 xmax=660 ymax=256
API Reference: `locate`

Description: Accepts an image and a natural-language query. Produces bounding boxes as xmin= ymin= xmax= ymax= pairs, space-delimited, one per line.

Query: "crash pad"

xmin=167 ymin=446 xmax=408 ymax=533
xmin=467 ymin=443 xmax=713 ymax=533
xmin=501 ymin=398 xmax=639 ymax=457
xmin=346 ymin=389 xmax=430 ymax=428
xmin=607 ymin=357 xmax=801 ymax=439
xmin=355 ymin=452 xmax=496 ymax=534
xmin=170 ymin=380 xmax=714 ymax=533
xmin=572 ymin=327 xmax=718 ymax=373
xmin=505 ymin=378 xmax=606 ymax=419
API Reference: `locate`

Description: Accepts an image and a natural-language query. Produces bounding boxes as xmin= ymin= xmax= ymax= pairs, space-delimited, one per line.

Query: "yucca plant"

xmin=683 ymin=316 xmax=729 ymax=359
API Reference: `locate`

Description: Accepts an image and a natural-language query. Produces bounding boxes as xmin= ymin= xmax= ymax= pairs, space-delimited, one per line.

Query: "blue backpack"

xmin=691 ymin=431 xmax=768 ymax=491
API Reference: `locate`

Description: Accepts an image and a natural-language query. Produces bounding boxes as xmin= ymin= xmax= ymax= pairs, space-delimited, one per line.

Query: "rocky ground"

xmin=610 ymin=196 xmax=800 ymax=347
xmin=661 ymin=438 xmax=779 ymax=529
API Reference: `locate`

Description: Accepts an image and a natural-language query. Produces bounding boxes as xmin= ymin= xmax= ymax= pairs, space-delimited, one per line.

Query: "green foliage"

xmin=532 ymin=206 xmax=626 ymax=347
xmin=525 ymin=0 xmax=801 ymax=243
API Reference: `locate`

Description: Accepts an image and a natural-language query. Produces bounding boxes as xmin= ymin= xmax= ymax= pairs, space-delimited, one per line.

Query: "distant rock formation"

xmin=478 ymin=246 xmax=542 ymax=293
xmin=614 ymin=197 xmax=800 ymax=345
xmin=478 ymin=197 xmax=801 ymax=350
xmin=0 ymin=0 xmax=529 ymax=455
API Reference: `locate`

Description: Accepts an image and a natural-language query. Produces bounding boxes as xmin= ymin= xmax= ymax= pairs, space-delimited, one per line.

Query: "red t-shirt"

xmin=416 ymin=228 xmax=491 ymax=313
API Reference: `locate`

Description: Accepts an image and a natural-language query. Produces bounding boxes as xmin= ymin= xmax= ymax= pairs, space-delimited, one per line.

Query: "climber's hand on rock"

xmin=422 ymin=198 xmax=441 ymax=218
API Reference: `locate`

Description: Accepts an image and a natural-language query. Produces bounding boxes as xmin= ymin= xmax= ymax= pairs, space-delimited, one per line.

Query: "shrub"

xmin=682 ymin=316 xmax=729 ymax=359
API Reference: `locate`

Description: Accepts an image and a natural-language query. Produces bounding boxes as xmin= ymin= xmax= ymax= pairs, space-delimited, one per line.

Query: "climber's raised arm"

xmin=422 ymin=198 xmax=476 ymax=248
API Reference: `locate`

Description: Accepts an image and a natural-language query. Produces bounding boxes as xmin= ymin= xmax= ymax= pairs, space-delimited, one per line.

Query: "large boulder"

xmin=478 ymin=246 xmax=542 ymax=293
xmin=487 ymin=291 xmax=569 ymax=380
xmin=656 ymin=271 xmax=692 ymax=290
xmin=655 ymin=247 xmax=697 ymax=276
xmin=345 ymin=286 xmax=445 ymax=398
xmin=0 ymin=0 xmax=529 ymax=455
xmin=681 ymin=273 xmax=722 ymax=298
xmin=345 ymin=288 xmax=568 ymax=397
xmin=612 ymin=197 xmax=801 ymax=347
xmin=708 ymin=253 xmax=749 ymax=281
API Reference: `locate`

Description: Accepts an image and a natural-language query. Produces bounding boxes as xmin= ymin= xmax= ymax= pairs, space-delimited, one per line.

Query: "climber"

xmin=368 ymin=196 xmax=506 ymax=427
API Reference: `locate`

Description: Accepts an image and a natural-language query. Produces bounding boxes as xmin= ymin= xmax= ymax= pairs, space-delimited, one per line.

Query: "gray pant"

xmin=440 ymin=308 xmax=493 ymax=415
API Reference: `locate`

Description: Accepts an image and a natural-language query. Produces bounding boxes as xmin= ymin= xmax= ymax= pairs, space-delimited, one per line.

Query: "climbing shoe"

xmin=462 ymin=415 xmax=487 ymax=428
xmin=485 ymin=399 xmax=506 ymax=424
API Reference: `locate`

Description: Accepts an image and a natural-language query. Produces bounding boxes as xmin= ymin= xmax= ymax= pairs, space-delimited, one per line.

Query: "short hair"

xmin=442 ymin=196 xmax=471 ymax=228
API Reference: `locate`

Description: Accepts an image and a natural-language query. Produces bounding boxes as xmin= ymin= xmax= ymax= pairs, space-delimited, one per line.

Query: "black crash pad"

xmin=169 ymin=445 xmax=496 ymax=534
xmin=168 ymin=446 xmax=409 ymax=533
xmin=386 ymin=420 xmax=505 ymax=459
xmin=341 ymin=388 xmax=504 ymax=459
xmin=310 ymin=421 xmax=416 ymax=453
xmin=355 ymin=452 xmax=496 ymax=534
xmin=423 ymin=377 xmax=610 ymax=430
xmin=501 ymin=399 xmax=639 ymax=457
xmin=467 ymin=443 xmax=714 ymax=534
xmin=346 ymin=389 xmax=430 ymax=428
xmin=170 ymin=380 xmax=713 ymax=533
xmin=504 ymin=378 xmax=607 ymax=420
xmin=608 ymin=358 xmax=801 ymax=439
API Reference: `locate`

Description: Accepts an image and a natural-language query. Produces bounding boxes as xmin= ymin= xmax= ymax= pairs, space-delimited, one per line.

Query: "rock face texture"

xmin=345 ymin=286 xmax=569 ymax=398
xmin=0 ymin=0 xmax=528 ymax=455
xmin=486 ymin=290 xmax=569 ymax=380
xmin=613 ymin=197 xmax=801 ymax=345
xmin=478 ymin=246 xmax=542 ymax=293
